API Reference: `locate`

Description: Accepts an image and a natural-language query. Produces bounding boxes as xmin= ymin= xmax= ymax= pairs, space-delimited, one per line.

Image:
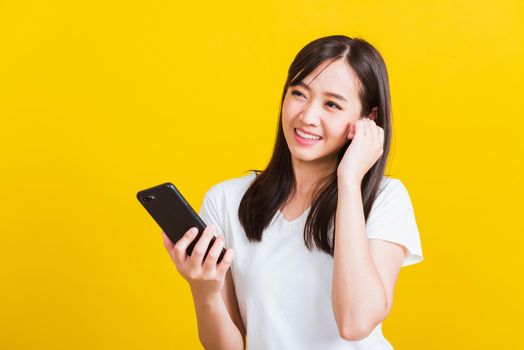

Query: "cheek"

xmin=324 ymin=121 xmax=350 ymax=141
xmin=282 ymin=96 xmax=300 ymax=120
xmin=281 ymin=101 xmax=294 ymax=133
xmin=322 ymin=118 xmax=357 ymax=148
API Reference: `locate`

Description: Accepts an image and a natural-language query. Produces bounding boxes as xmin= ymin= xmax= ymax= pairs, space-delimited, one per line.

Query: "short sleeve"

xmin=198 ymin=184 xmax=229 ymax=246
xmin=366 ymin=179 xmax=423 ymax=267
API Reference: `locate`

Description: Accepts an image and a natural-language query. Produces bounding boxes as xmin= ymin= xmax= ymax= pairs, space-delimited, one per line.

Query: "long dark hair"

xmin=238 ymin=35 xmax=392 ymax=256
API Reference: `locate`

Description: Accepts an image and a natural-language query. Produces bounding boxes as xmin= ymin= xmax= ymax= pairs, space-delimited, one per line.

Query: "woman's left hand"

xmin=337 ymin=117 xmax=384 ymax=183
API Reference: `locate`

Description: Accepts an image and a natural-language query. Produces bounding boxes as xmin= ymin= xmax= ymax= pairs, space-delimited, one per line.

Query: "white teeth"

xmin=296 ymin=129 xmax=321 ymax=140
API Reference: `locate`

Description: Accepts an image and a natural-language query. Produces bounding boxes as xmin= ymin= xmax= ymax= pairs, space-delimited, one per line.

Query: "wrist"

xmin=337 ymin=174 xmax=362 ymax=189
xmin=191 ymin=289 xmax=222 ymax=308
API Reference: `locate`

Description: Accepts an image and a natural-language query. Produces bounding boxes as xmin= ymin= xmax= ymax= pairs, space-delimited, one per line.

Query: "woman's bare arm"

xmin=163 ymin=225 xmax=245 ymax=350
xmin=332 ymin=179 xmax=404 ymax=340
xmin=192 ymin=269 xmax=246 ymax=349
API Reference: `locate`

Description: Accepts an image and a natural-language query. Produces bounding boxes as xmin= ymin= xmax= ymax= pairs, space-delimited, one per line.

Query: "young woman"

xmin=162 ymin=35 xmax=423 ymax=349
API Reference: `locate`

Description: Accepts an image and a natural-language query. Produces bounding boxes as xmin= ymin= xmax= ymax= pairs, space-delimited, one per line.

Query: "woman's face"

xmin=281 ymin=58 xmax=365 ymax=165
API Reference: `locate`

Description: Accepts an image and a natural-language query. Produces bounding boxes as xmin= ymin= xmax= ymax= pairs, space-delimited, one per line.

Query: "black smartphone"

xmin=137 ymin=182 xmax=226 ymax=264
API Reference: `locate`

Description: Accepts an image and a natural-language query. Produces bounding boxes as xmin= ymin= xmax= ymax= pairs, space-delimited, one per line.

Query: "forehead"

xmin=300 ymin=58 xmax=361 ymax=99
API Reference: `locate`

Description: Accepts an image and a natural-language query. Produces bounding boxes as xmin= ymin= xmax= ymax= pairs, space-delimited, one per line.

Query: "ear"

xmin=368 ymin=107 xmax=378 ymax=121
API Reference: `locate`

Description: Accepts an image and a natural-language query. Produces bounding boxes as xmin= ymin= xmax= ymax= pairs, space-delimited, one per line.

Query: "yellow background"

xmin=1 ymin=0 xmax=523 ymax=349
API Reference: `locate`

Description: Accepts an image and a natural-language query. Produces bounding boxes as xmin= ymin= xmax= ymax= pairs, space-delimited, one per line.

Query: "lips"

xmin=293 ymin=128 xmax=323 ymax=145
xmin=295 ymin=128 xmax=323 ymax=139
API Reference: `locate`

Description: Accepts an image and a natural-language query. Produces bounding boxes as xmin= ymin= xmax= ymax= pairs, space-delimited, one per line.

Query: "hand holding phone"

xmin=137 ymin=182 xmax=235 ymax=299
xmin=162 ymin=224 xmax=234 ymax=300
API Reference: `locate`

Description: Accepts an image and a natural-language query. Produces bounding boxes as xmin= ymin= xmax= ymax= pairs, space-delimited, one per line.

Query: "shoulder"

xmin=204 ymin=171 xmax=258 ymax=201
xmin=367 ymin=176 xmax=423 ymax=266
xmin=378 ymin=176 xmax=405 ymax=192
xmin=374 ymin=176 xmax=413 ymax=210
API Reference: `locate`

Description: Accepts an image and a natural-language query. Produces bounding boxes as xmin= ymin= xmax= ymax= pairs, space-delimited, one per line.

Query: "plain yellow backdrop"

xmin=1 ymin=0 xmax=523 ymax=349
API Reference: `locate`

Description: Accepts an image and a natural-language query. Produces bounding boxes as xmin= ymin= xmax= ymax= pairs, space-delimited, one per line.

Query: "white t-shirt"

xmin=198 ymin=171 xmax=423 ymax=350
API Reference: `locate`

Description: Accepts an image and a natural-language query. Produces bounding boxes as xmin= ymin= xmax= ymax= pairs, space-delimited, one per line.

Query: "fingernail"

xmin=190 ymin=227 xmax=198 ymax=234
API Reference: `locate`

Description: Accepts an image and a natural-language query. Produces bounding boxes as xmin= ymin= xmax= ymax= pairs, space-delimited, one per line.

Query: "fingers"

xmin=370 ymin=118 xmax=380 ymax=140
xmin=172 ymin=227 xmax=199 ymax=266
xmin=346 ymin=123 xmax=355 ymax=140
xmin=201 ymin=233 xmax=225 ymax=272
xmin=365 ymin=118 xmax=384 ymax=154
xmin=353 ymin=118 xmax=383 ymax=159
xmin=162 ymin=225 xmax=235 ymax=285
xmin=360 ymin=117 xmax=383 ymax=141
xmin=358 ymin=118 xmax=367 ymax=138
xmin=216 ymin=248 xmax=234 ymax=278
xmin=189 ymin=224 xmax=218 ymax=271
xmin=354 ymin=118 xmax=363 ymax=140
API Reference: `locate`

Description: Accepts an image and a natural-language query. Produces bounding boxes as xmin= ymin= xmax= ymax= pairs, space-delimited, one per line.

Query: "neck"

xmin=290 ymin=155 xmax=337 ymax=202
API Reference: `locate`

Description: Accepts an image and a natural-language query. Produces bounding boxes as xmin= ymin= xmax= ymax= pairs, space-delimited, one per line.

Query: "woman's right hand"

xmin=162 ymin=224 xmax=234 ymax=301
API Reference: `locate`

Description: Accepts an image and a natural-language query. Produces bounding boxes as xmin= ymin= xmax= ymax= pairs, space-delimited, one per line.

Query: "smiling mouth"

xmin=294 ymin=128 xmax=323 ymax=140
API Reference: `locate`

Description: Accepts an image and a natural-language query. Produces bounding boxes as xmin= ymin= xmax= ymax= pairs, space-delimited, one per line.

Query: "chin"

xmin=289 ymin=147 xmax=323 ymax=161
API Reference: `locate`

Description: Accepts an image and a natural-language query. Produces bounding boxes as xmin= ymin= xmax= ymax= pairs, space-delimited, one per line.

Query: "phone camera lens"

xmin=142 ymin=195 xmax=155 ymax=202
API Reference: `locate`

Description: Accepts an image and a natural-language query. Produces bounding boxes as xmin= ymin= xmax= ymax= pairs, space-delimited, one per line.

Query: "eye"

xmin=291 ymin=90 xmax=342 ymax=110
xmin=326 ymin=101 xmax=342 ymax=110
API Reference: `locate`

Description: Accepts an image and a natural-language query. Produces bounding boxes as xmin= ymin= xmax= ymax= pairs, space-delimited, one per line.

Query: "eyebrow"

xmin=292 ymin=81 xmax=348 ymax=103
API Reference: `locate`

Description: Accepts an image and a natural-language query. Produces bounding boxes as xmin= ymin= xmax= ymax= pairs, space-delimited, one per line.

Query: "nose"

xmin=299 ymin=101 xmax=321 ymax=126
